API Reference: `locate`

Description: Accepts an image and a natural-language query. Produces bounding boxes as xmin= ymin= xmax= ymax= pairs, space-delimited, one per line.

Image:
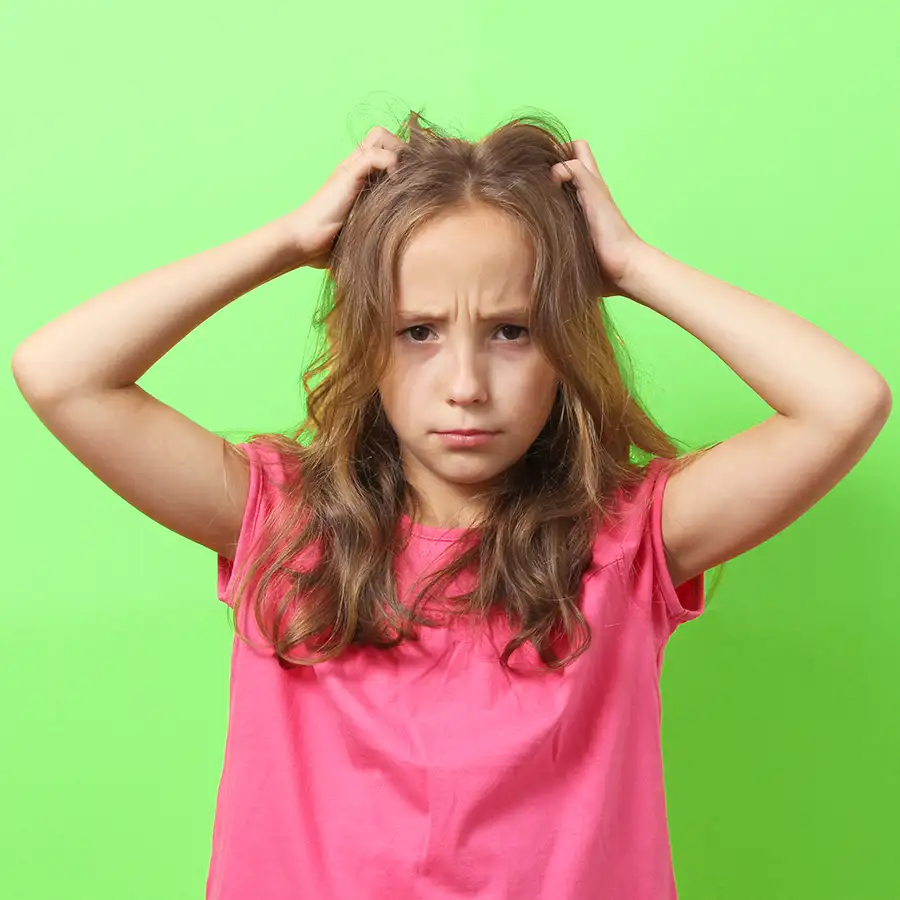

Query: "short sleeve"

xmin=614 ymin=457 xmax=706 ymax=648
xmin=216 ymin=439 xmax=292 ymax=606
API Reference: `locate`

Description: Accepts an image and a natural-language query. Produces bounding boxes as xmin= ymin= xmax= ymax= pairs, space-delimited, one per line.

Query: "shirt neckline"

xmin=399 ymin=512 xmax=479 ymax=542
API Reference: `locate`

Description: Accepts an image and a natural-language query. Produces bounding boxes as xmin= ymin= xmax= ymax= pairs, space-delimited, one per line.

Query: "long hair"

xmin=223 ymin=107 xmax=724 ymax=670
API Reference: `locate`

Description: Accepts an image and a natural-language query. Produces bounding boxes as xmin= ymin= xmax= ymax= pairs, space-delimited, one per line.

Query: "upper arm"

xmin=661 ymin=402 xmax=892 ymax=587
xmin=15 ymin=381 xmax=251 ymax=559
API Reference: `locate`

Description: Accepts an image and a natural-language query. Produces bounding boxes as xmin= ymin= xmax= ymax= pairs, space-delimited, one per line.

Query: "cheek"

xmin=509 ymin=370 xmax=558 ymax=421
xmin=377 ymin=372 xmax=417 ymax=428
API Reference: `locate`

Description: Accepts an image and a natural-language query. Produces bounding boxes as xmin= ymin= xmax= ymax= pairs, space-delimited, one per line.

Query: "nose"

xmin=445 ymin=343 xmax=489 ymax=405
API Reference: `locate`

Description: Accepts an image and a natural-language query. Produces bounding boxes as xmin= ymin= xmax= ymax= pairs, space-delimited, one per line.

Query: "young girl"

xmin=12 ymin=110 xmax=891 ymax=899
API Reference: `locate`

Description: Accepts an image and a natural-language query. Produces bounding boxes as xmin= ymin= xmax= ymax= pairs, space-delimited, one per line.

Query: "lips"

xmin=437 ymin=430 xmax=495 ymax=435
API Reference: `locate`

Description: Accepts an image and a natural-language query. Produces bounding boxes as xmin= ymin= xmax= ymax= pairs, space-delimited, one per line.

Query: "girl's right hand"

xmin=280 ymin=126 xmax=406 ymax=270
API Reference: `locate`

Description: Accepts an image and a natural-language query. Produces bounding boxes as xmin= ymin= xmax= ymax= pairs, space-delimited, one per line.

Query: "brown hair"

xmin=224 ymin=107 xmax=724 ymax=670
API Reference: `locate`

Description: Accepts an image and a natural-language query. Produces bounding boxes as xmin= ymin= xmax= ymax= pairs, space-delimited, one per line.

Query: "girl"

xmin=12 ymin=110 xmax=891 ymax=899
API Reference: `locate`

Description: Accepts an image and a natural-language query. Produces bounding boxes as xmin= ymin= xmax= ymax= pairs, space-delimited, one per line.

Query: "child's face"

xmin=378 ymin=204 xmax=560 ymax=529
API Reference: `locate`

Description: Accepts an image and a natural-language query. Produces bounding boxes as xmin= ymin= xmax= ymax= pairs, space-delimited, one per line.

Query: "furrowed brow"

xmin=396 ymin=307 xmax=531 ymax=323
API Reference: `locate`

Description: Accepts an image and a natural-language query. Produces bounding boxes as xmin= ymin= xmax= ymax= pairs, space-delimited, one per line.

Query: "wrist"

xmin=265 ymin=215 xmax=314 ymax=271
xmin=615 ymin=240 xmax=661 ymax=302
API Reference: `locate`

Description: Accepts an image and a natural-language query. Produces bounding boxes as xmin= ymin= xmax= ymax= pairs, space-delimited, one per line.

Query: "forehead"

xmin=395 ymin=206 xmax=535 ymax=317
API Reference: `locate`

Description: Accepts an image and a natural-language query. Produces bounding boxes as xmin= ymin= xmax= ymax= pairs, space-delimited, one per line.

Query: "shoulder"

xmin=601 ymin=458 xmax=672 ymax=544
xmin=226 ymin=435 xmax=304 ymax=547
xmin=595 ymin=456 xmax=707 ymax=635
xmin=216 ymin=435 xmax=306 ymax=605
xmin=235 ymin=434 xmax=303 ymax=491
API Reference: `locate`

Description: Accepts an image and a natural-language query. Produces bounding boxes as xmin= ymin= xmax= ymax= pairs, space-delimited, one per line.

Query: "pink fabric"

xmin=208 ymin=440 xmax=705 ymax=899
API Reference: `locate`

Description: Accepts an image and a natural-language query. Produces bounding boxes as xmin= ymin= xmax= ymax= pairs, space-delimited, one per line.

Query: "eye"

xmin=401 ymin=325 xmax=433 ymax=343
xmin=399 ymin=324 xmax=530 ymax=343
xmin=497 ymin=324 xmax=529 ymax=342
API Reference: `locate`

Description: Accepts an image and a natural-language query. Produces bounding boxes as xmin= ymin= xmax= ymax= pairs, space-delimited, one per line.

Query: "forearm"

xmin=12 ymin=217 xmax=302 ymax=398
xmin=619 ymin=242 xmax=892 ymax=430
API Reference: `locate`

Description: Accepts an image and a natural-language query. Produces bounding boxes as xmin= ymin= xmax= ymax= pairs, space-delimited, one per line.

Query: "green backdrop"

xmin=3 ymin=1 xmax=898 ymax=897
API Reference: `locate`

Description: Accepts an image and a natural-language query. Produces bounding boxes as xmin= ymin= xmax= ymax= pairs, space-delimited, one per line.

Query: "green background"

xmin=3 ymin=1 xmax=898 ymax=897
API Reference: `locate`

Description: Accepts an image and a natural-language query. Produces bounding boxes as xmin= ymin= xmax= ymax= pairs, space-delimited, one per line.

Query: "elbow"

xmin=807 ymin=375 xmax=893 ymax=443
xmin=11 ymin=343 xmax=66 ymax=404
xmin=841 ymin=376 xmax=892 ymax=444
xmin=866 ymin=375 xmax=893 ymax=423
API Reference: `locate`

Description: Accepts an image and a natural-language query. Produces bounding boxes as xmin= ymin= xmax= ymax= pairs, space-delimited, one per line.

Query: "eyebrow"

xmin=395 ymin=307 xmax=531 ymax=323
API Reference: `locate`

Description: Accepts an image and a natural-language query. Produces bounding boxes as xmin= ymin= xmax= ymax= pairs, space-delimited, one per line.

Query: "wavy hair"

xmin=223 ymin=107 xmax=724 ymax=670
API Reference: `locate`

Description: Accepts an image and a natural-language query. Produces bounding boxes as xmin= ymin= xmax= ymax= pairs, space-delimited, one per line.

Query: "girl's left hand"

xmin=550 ymin=140 xmax=647 ymax=297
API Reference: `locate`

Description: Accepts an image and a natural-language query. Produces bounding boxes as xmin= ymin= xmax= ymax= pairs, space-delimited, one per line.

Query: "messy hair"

xmin=223 ymin=107 xmax=723 ymax=670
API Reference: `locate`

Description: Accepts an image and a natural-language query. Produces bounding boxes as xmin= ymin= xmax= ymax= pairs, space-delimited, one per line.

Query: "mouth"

xmin=433 ymin=430 xmax=499 ymax=448
xmin=436 ymin=430 xmax=497 ymax=436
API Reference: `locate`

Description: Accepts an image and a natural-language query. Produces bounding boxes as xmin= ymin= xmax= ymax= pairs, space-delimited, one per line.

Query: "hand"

xmin=550 ymin=140 xmax=647 ymax=297
xmin=279 ymin=126 xmax=406 ymax=270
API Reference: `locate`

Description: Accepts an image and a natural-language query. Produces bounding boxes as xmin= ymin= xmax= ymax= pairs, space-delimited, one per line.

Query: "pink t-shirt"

xmin=208 ymin=440 xmax=705 ymax=900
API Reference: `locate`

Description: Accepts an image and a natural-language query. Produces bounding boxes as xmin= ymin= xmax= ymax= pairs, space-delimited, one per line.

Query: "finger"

xmin=351 ymin=146 xmax=401 ymax=177
xmin=360 ymin=125 xmax=407 ymax=152
xmin=345 ymin=130 xmax=403 ymax=175
xmin=559 ymin=140 xmax=601 ymax=177
xmin=575 ymin=140 xmax=601 ymax=176
xmin=550 ymin=158 xmax=586 ymax=184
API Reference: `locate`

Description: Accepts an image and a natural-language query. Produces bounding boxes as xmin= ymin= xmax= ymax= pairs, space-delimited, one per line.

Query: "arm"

xmin=11 ymin=218 xmax=303 ymax=557
xmin=12 ymin=130 xmax=405 ymax=560
xmin=619 ymin=242 xmax=892 ymax=587
xmin=12 ymin=218 xmax=300 ymax=396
